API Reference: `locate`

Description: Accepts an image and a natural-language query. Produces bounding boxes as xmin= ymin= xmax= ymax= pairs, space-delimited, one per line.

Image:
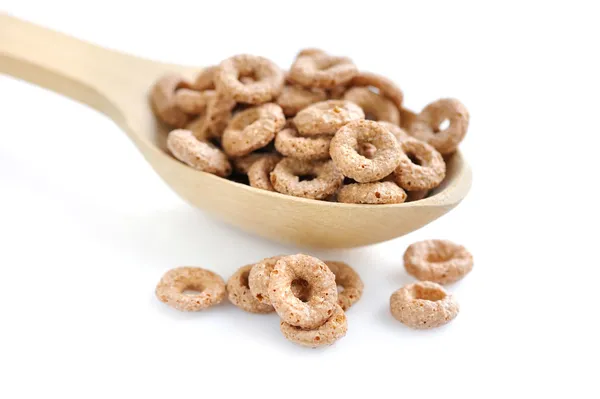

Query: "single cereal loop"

xmin=350 ymin=71 xmax=404 ymax=109
xmin=233 ymin=152 xmax=279 ymax=174
xmin=155 ymin=266 xmax=226 ymax=312
xmin=269 ymin=254 xmax=338 ymax=329
xmin=193 ymin=66 xmax=218 ymax=91
xmin=167 ymin=129 xmax=232 ymax=177
xmin=343 ymin=87 xmax=400 ymax=124
xmin=404 ymin=239 xmax=474 ymax=285
xmin=274 ymin=127 xmax=332 ymax=161
xmin=227 ymin=265 xmax=274 ymax=314
xmin=289 ymin=49 xmax=358 ymax=89
xmin=410 ymin=98 xmax=470 ymax=154
xmin=174 ymin=88 xmax=215 ymax=114
xmin=150 ymin=74 xmax=192 ymax=128
xmin=324 ymin=261 xmax=364 ymax=311
xmin=184 ymin=115 xmax=209 ymax=141
xmin=330 ymin=120 xmax=402 ymax=183
xmin=378 ymin=121 xmax=411 ymax=142
xmin=293 ymin=100 xmax=364 ymax=136
xmin=270 ymin=158 xmax=343 ymax=200
xmin=248 ymin=256 xmax=311 ymax=306
xmin=215 ymin=54 xmax=285 ymax=104
xmin=337 ymin=181 xmax=407 ymax=205
xmin=248 ymin=154 xmax=282 ymax=191
xmin=280 ymin=304 xmax=347 ymax=348
xmin=276 ymin=85 xmax=328 ymax=116
xmin=393 ymin=138 xmax=446 ymax=191
xmin=390 ymin=281 xmax=459 ymax=329
xmin=406 ymin=189 xmax=429 ymax=202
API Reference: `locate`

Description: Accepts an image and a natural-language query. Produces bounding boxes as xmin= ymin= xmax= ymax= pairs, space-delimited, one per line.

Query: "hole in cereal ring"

xmin=183 ymin=288 xmax=203 ymax=295
xmin=298 ymin=174 xmax=317 ymax=182
xmin=406 ymin=152 xmax=422 ymax=166
xmin=292 ymin=278 xmax=311 ymax=302
xmin=240 ymin=270 xmax=250 ymax=288
xmin=426 ymin=251 xmax=453 ymax=263
xmin=413 ymin=285 xmax=446 ymax=302
xmin=435 ymin=119 xmax=450 ymax=133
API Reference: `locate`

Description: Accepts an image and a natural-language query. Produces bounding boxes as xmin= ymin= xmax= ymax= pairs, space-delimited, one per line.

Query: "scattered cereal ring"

xmin=222 ymin=103 xmax=285 ymax=157
xmin=280 ymin=304 xmax=347 ymax=348
xmin=150 ymin=74 xmax=192 ymax=127
xmin=274 ymin=127 xmax=332 ymax=161
xmin=197 ymin=91 xmax=236 ymax=139
xmin=404 ymin=239 xmax=474 ymax=285
xmin=232 ymin=152 xmax=279 ymax=174
xmin=378 ymin=121 xmax=411 ymax=142
xmin=174 ymin=88 xmax=215 ymax=114
xmin=293 ymin=100 xmax=364 ymax=136
xmin=227 ymin=264 xmax=274 ymax=314
xmin=248 ymin=154 xmax=282 ymax=191
xmin=276 ymin=85 xmax=328 ymax=116
xmin=155 ymin=266 xmax=226 ymax=312
xmin=193 ymin=66 xmax=218 ymax=91
xmin=337 ymin=181 xmax=407 ymax=205
xmin=270 ymin=158 xmax=344 ymax=200
xmin=215 ymin=54 xmax=285 ymax=104
xmin=409 ymin=98 xmax=469 ymax=154
xmin=167 ymin=129 xmax=232 ymax=177
xmin=289 ymin=49 xmax=358 ymax=89
xmin=390 ymin=281 xmax=459 ymax=329
xmin=350 ymin=71 xmax=404 ymax=109
xmin=393 ymin=138 xmax=445 ymax=191
xmin=324 ymin=261 xmax=363 ymax=311
xmin=330 ymin=120 xmax=402 ymax=183
xmin=406 ymin=190 xmax=429 ymax=202
xmin=269 ymin=254 xmax=338 ymax=329
xmin=248 ymin=256 xmax=310 ymax=306
xmin=343 ymin=87 xmax=400 ymax=124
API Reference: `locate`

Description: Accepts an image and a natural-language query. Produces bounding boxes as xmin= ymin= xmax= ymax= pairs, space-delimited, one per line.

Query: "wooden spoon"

xmin=0 ymin=15 xmax=471 ymax=248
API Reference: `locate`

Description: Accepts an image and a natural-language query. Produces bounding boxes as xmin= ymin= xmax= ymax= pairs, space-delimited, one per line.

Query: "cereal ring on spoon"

xmin=155 ymin=267 xmax=226 ymax=312
xmin=337 ymin=181 xmax=407 ymax=205
xmin=324 ymin=261 xmax=364 ymax=311
xmin=270 ymin=158 xmax=343 ymax=200
xmin=166 ymin=129 xmax=231 ymax=177
xmin=293 ymin=100 xmax=364 ymax=136
xmin=289 ymin=49 xmax=358 ymax=89
xmin=350 ymin=71 xmax=404 ymax=109
xmin=248 ymin=154 xmax=282 ymax=191
xmin=343 ymin=87 xmax=400 ymax=124
xmin=274 ymin=127 xmax=332 ymax=161
xmin=390 ymin=281 xmax=459 ymax=329
xmin=174 ymin=88 xmax=215 ymax=114
xmin=404 ymin=239 xmax=474 ymax=285
xmin=193 ymin=66 xmax=218 ymax=91
xmin=150 ymin=74 xmax=192 ymax=127
xmin=276 ymin=84 xmax=327 ymax=116
xmin=227 ymin=264 xmax=274 ymax=314
xmin=393 ymin=138 xmax=445 ymax=191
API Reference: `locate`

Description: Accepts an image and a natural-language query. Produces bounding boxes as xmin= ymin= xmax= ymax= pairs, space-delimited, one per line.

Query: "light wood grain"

xmin=0 ymin=14 xmax=471 ymax=248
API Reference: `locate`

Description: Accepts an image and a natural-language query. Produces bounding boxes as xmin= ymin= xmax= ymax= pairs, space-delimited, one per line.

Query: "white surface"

xmin=1 ymin=1 xmax=599 ymax=398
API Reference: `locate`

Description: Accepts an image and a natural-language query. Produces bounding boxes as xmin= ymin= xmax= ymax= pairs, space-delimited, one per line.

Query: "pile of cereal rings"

xmin=150 ymin=49 xmax=470 ymax=204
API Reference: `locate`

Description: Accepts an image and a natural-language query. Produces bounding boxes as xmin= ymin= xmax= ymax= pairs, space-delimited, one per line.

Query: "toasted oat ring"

xmin=393 ymin=138 xmax=446 ymax=191
xmin=350 ymin=71 xmax=404 ymax=109
xmin=289 ymin=50 xmax=358 ymax=89
xmin=269 ymin=254 xmax=338 ymax=329
xmin=248 ymin=154 xmax=282 ymax=191
xmin=197 ymin=91 xmax=236 ymax=139
xmin=390 ymin=281 xmax=459 ymax=329
xmin=343 ymin=87 xmax=400 ymax=124
xmin=378 ymin=121 xmax=411 ymax=142
xmin=276 ymin=85 xmax=328 ymax=116
xmin=330 ymin=120 xmax=402 ymax=183
xmin=293 ymin=100 xmax=364 ymax=136
xmin=227 ymin=264 xmax=274 ymax=314
xmin=222 ymin=103 xmax=285 ymax=157
xmin=193 ymin=66 xmax=218 ymax=91
xmin=324 ymin=261 xmax=364 ymax=311
xmin=410 ymin=98 xmax=470 ymax=154
xmin=232 ymin=152 xmax=279 ymax=175
xmin=174 ymin=88 xmax=215 ymax=114
xmin=337 ymin=181 xmax=407 ymax=205
xmin=280 ymin=304 xmax=347 ymax=348
xmin=274 ymin=127 xmax=332 ymax=161
xmin=248 ymin=256 xmax=311 ymax=306
xmin=215 ymin=54 xmax=284 ymax=104
xmin=399 ymin=107 xmax=418 ymax=131
xmin=166 ymin=129 xmax=232 ymax=177
xmin=270 ymin=158 xmax=343 ymax=200
xmin=404 ymin=240 xmax=474 ymax=285
xmin=150 ymin=74 xmax=192 ymax=128
xmin=155 ymin=266 xmax=226 ymax=311
xmin=406 ymin=190 xmax=430 ymax=202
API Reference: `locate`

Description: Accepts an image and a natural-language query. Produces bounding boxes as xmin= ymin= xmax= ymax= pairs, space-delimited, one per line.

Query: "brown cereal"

xmin=399 ymin=107 xmax=418 ymax=131
xmin=358 ymin=142 xmax=377 ymax=159
xmin=197 ymin=91 xmax=236 ymax=139
xmin=215 ymin=54 xmax=285 ymax=104
xmin=410 ymin=98 xmax=470 ymax=154
xmin=248 ymin=154 xmax=282 ymax=191
xmin=222 ymin=103 xmax=285 ymax=157
xmin=324 ymin=261 xmax=364 ymax=311
xmin=390 ymin=281 xmax=459 ymax=329
xmin=269 ymin=254 xmax=338 ymax=329
xmin=378 ymin=121 xmax=411 ymax=142
xmin=248 ymin=256 xmax=310 ymax=306
xmin=337 ymin=181 xmax=407 ymax=205
xmin=184 ymin=115 xmax=209 ymax=141
xmin=150 ymin=74 xmax=192 ymax=128
xmin=328 ymin=85 xmax=348 ymax=99
xmin=343 ymin=87 xmax=400 ymax=124
xmin=233 ymin=152 xmax=279 ymax=174
xmin=329 ymin=120 xmax=402 ymax=183
xmin=350 ymin=71 xmax=404 ymax=110
xmin=174 ymin=88 xmax=215 ymax=114
xmin=289 ymin=49 xmax=358 ymax=89
xmin=393 ymin=138 xmax=446 ymax=191
xmin=270 ymin=158 xmax=344 ymax=200
xmin=155 ymin=266 xmax=226 ymax=312
xmin=293 ymin=100 xmax=364 ymax=136
xmin=274 ymin=127 xmax=332 ymax=161
xmin=227 ymin=264 xmax=274 ymax=314
xmin=404 ymin=239 xmax=474 ymax=285
xmin=193 ymin=66 xmax=218 ymax=91
xmin=280 ymin=304 xmax=347 ymax=348
xmin=276 ymin=85 xmax=328 ymax=116
xmin=166 ymin=129 xmax=232 ymax=177
xmin=406 ymin=189 xmax=430 ymax=202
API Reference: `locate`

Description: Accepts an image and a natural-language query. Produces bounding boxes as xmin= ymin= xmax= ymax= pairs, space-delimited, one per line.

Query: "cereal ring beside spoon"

xmin=270 ymin=158 xmax=344 ymax=200
xmin=324 ymin=261 xmax=364 ymax=311
xmin=280 ymin=304 xmax=347 ymax=348
xmin=155 ymin=267 xmax=226 ymax=312
xmin=390 ymin=281 xmax=459 ymax=329
xmin=404 ymin=239 xmax=474 ymax=285
xmin=227 ymin=264 xmax=274 ymax=314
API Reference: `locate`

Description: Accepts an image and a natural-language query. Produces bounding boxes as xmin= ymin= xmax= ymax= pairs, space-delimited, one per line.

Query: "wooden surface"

xmin=0 ymin=14 xmax=472 ymax=248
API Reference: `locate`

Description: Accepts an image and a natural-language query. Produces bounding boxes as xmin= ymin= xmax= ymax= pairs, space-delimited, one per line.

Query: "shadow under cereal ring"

xmin=155 ymin=267 xmax=226 ymax=312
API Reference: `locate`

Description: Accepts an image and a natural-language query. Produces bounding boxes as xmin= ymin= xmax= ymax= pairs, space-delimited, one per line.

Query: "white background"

xmin=1 ymin=1 xmax=599 ymax=397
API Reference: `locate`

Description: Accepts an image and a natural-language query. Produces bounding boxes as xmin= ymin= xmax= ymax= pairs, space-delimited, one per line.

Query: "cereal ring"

xmin=378 ymin=121 xmax=411 ymax=142
xmin=276 ymin=85 xmax=328 ymax=116
xmin=343 ymin=87 xmax=400 ymax=124
xmin=293 ymin=100 xmax=364 ymax=136
xmin=350 ymin=71 xmax=404 ymax=109
xmin=390 ymin=281 xmax=459 ymax=329
xmin=270 ymin=158 xmax=343 ymax=200
xmin=193 ymin=66 xmax=218 ymax=91
xmin=289 ymin=49 xmax=358 ymax=89
xmin=280 ymin=304 xmax=347 ymax=348
xmin=150 ymin=74 xmax=192 ymax=128
xmin=215 ymin=54 xmax=285 ymax=104
xmin=155 ymin=266 xmax=226 ymax=311
xmin=174 ymin=88 xmax=215 ymax=114
xmin=404 ymin=240 xmax=474 ymax=285
xmin=337 ymin=181 xmax=407 ymax=205
xmin=184 ymin=115 xmax=209 ymax=141
xmin=324 ymin=261 xmax=363 ymax=311
xmin=327 ymin=85 xmax=348 ymax=99
xmin=393 ymin=138 xmax=446 ymax=191
xmin=248 ymin=154 xmax=282 ymax=191
xmin=406 ymin=190 xmax=429 ymax=202
xmin=232 ymin=152 xmax=279 ymax=174
xmin=197 ymin=91 xmax=236 ymax=139
xmin=399 ymin=107 xmax=418 ymax=131
xmin=248 ymin=256 xmax=311 ymax=306
xmin=226 ymin=264 xmax=274 ymax=314
xmin=329 ymin=120 xmax=402 ymax=183
xmin=274 ymin=127 xmax=332 ymax=161
xmin=269 ymin=254 xmax=338 ymax=329
xmin=222 ymin=103 xmax=285 ymax=157
xmin=410 ymin=98 xmax=470 ymax=154
xmin=166 ymin=129 xmax=232 ymax=177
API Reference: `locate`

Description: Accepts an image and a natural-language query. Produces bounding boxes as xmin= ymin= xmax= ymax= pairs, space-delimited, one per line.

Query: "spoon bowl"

xmin=0 ymin=15 xmax=471 ymax=248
